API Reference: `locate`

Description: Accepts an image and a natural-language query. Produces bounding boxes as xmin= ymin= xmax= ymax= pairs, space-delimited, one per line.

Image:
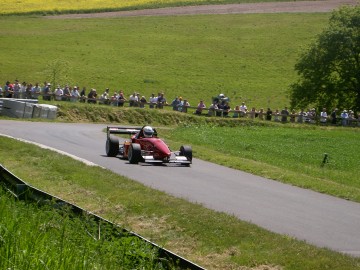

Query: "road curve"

xmin=1 ymin=120 xmax=360 ymax=257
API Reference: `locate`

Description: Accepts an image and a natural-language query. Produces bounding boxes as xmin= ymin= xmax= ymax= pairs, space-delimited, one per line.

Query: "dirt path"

xmin=48 ymin=0 xmax=358 ymax=19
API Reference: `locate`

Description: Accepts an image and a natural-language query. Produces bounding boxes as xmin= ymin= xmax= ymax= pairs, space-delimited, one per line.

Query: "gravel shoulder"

xmin=48 ymin=0 xmax=358 ymax=19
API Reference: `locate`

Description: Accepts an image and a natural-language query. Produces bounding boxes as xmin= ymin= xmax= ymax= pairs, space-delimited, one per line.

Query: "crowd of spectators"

xmin=1 ymin=80 xmax=359 ymax=126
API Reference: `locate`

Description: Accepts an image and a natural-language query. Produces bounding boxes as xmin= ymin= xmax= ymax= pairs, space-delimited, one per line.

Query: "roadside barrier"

xmin=0 ymin=164 xmax=205 ymax=270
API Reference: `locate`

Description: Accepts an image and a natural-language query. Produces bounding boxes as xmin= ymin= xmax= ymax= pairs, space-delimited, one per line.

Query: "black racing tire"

xmin=106 ymin=136 xmax=119 ymax=157
xmin=180 ymin=145 xmax=192 ymax=162
xmin=128 ymin=143 xmax=142 ymax=164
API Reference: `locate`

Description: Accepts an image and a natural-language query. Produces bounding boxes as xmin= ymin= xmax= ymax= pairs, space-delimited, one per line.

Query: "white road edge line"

xmin=0 ymin=134 xmax=104 ymax=168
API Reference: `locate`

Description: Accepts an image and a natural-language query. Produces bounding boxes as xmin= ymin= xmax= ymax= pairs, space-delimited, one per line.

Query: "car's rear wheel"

xmin=128 ymin=143 xmax=142 ymax=164
xmin=106 ymin=136 xmax=119 ymax=157
xmin=180 ymin=145 xmax=192 ymax=162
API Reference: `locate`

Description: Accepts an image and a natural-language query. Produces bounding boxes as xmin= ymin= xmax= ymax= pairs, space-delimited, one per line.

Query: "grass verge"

xmin=0 ymin=188 xmax=166 ymax=269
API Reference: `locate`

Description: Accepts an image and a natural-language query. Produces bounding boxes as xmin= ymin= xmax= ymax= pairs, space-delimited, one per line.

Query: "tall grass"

xmin=0 ymin=13 xmax=328 ymax=109
xmin=0 ymin=188 xmax=168 ymax=270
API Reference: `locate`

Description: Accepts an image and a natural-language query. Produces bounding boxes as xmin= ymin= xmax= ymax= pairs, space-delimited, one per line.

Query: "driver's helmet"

xmin=143 ymin=126 xmax=154 ymax=138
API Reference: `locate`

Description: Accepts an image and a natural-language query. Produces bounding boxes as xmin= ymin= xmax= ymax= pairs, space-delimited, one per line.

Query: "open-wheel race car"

xmin=105 ymin=125 xmax=192 ymax=166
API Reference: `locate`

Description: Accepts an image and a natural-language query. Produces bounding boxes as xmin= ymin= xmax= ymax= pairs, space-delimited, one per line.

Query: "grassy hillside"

xmin=0 ymin=13 xmax=328 ymax=110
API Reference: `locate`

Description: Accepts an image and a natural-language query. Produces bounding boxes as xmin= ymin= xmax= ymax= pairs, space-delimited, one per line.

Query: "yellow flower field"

xmin=0 ymin=0 xmax=209 ymax=15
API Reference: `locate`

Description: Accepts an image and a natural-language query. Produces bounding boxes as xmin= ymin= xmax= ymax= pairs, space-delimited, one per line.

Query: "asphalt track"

xmin=1 ymin=120 xmax=360 ymax=257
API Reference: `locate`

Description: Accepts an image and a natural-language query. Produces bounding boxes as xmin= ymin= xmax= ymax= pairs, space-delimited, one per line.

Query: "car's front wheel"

xmin=180 ymin=145 xmax=192 ymax=162
xmin=128 ymin=143 xmax=142 ymax=164
xmin=106 ymin=136 xmax=119 ymax=157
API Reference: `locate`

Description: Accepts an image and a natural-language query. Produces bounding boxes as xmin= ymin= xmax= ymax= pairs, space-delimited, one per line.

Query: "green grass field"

xmin=0 ymin=13 xmax=328 ymax=110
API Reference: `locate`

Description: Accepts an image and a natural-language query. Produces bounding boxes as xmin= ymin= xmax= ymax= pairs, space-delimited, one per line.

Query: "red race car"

xmin=105 ymin=125 xmax=192 ymax=166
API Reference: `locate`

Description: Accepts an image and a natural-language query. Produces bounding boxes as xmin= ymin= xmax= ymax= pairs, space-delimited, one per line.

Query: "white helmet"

xmin=143 ymin=126 xmax=154 ymax=138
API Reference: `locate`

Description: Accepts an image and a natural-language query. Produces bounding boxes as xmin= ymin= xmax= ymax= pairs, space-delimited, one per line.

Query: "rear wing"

xmin=107 ymin=126 xmax=141 ymax=137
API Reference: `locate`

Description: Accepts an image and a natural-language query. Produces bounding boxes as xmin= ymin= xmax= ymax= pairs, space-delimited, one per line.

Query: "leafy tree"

xmin=290 ymin=5 xmax=360 ymax=113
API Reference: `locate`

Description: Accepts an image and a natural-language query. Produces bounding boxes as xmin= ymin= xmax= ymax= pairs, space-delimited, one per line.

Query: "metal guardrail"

xmin=0 ymin=164 xmax=205 ymax=270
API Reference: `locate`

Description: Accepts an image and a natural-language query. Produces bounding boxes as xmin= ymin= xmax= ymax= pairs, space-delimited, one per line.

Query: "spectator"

xmin=149 ymin=93 xmax=157 ymax=108
xmin=110 ymin=92 xmax=118 ymax=106
xmin=222 ymin=102 xmax=231 ymax=117
xmin=31 ymin=82 xmax=41 ymax=99
xmin=180 ymin=98 xmax=190 ymax=113
xmin=42 ymin=82 xmax=52 ymax=101
xmin=62 ymin=85 xmax=71 ymax=101
xmin=239 ymin=102 xmax=247 ymax=117
xmin=216 ymin=100 xmax=224 ymax=117
xmin=281 ymin=106 xmax=289 ymax=122
xmin=304 ymin=108 xmax=312 ymax=123
xmin=208 ymin=101 xmax=218 ymax=116
xmin=25 ymin=83 xmax=32 ymax=99
xmin=258 ymin=108 xmax=265 ymax=120
xmin=0 ymin=84 xmax=2 ymax=97
xmin=233 ymin=105 xmax=240 ymax=118
xmin=348 ymin=110 xmax=356 ymax=125
xmin=309 ymin=108 xmax=317 ymax=123
xmin=20 ymin=81 xmax=27 ymax=99
xmin=273 ymin=109 xmax=281 ymax=122
xmin=290 ymin=109 xmax=296 ymax=123
xmin=80 ymin=87 xmax=86 ymax=103
xmin=177 ymin=97 xmax=183 ymax=111
xmin=266 ymin=108 xmax=272 ymax=121
xmin=4 ymin=81 xmax=13 ymax=98
xmin=330 ymin=108 xmax=338 ymax=125
xmin=341 ymin=110 xmax=348 ymax=126
xmin=195 ymin=100 xmax=206 ymax=115
xmin=70 ymin=86 xmax=80 ymax=102
xmin=320 ymin=108 xmax=328 ymax=124
xmin=87 ymin=89 xmax=97 ymax=104
xmin=171 ymin=96 xmax=180 ymax=111
xmin=55 ymin=85 xmax=63 ymax=101
xmin=13 ymin=80 xmax=21 ymax=98
xmin=297 ymin=109 xmax=306 ymax=123
xmin=249 ymin=107 xmax=257 ymax=119
xmin=118 ymin=90 xmax=126 ymax=106
xmin=135 ymin=93 xmax=141 ymax=107
xmin=99 ymin=88 xmax=110 ymax=105
xmin=140 ymin=96 xmax=147 ymax=108
xmin=129 ymin=92 xmax=138 ymax=107
xmin=157 ymin=92 xmax=167 ymax=109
